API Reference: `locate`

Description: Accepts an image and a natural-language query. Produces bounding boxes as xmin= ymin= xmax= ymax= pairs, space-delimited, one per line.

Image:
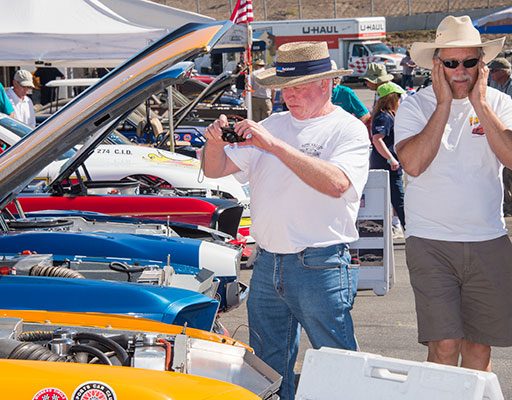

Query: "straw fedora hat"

xmin=410 ymin=15 xmax=505 ymax=70
xmin=252 ymin=59 xmax=265 ymax=66
xmin=254 ymin=41 xmax=352 ymax=89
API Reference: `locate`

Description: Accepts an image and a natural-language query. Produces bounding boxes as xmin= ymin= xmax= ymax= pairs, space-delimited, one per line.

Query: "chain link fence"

xmin=161 ymin=0 xmax=509 ymax=21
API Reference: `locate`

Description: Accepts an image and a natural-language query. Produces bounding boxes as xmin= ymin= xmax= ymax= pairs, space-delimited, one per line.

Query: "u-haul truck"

xmin=251 ymin=17 xmax=404 ymax=78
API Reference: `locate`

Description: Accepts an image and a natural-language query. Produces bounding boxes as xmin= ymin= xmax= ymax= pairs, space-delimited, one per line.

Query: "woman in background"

xmin=370 ymin=82 xmax=406 ymax=237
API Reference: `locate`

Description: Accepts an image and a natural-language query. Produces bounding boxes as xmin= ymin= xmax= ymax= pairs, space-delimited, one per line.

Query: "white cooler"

xmin=296 ymin=347 xmax=503 ymax=400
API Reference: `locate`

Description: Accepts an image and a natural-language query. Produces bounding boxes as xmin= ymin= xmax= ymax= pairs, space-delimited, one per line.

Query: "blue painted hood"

xmin=0 ymin=230 xmax=201 ymax=267
xmin=0 ymin=275 xmax=218 ymax=331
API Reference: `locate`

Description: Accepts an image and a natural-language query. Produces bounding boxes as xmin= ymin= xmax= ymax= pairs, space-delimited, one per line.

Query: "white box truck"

xmin=251 ymin=17 xmax=404 ymax=79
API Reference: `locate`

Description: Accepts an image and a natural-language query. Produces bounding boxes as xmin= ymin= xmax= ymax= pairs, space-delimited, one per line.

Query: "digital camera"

xmin=221 ymin=126 xmax=246 ymax=143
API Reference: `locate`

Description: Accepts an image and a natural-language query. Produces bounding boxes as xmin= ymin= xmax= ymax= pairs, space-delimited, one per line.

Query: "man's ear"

xmin=322 ymin=78 xmax=332 ymax=93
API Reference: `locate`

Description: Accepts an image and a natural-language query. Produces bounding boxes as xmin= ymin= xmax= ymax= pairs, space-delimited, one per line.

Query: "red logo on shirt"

xmin=472 ymin=125 xmax=484 ymax=136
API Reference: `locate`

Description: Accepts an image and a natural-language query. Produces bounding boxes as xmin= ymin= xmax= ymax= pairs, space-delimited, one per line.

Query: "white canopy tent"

xmin=0 ymin=0 xmax=214 ymax=68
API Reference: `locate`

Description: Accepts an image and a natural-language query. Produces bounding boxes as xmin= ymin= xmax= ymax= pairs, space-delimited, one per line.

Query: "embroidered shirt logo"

xmin=300 ymin=143 xmax=323 ymax=157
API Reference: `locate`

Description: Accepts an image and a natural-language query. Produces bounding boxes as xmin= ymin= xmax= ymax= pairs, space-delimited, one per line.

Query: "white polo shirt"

xmin=6 ymin=88 xmax=35 ymax=128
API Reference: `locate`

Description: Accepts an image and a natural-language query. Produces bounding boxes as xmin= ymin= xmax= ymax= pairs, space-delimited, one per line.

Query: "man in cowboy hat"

xmin=202 ymin=41 xmax=370 ymax=399
xmin=250 ymin=59 xmax=275 ymax=122
xmin=394 ymin=15 xmax=512 ymax=371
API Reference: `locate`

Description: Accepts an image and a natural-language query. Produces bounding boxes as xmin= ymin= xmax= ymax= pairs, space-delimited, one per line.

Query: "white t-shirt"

xmin=6 ymin=88 xmax=35 ymax=128
xmin=225 ymin=107 xmax=370 ymax=253
xmin=395 ymin=85 xmax=512 ymax=241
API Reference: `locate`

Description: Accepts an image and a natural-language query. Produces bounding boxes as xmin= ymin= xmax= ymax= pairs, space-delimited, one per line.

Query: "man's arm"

xmin=395 ymin=61 xmax=452 ymax=177
xmin=231 ymin=118 xmax=353 ymax=198
xmin=359 ymin=112 xmax=371 ymax=124
xmin=469 ymin=61 xmax=512 ymax=169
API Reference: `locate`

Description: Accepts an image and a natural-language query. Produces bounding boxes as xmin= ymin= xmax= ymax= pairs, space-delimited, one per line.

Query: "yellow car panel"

xmin=1 ymin=360 xmax=260 ymax=399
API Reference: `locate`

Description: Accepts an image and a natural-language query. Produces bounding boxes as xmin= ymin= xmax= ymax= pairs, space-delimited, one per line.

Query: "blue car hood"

xmin=0 ymin=275 xmax=218 ymax=331
xmin=0 ymin=230 xmax=203 ymax=267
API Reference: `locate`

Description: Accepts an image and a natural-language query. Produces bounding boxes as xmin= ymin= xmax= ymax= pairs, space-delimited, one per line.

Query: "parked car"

xmin=0 ymin=309 xmax=281 ymax=398
xmin=0 ymin=20 xmax=251 ymax=312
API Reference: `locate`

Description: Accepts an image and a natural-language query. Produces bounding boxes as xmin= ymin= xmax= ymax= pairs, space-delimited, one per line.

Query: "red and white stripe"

xmin=230 ymin=0 xmax=254 ymax=24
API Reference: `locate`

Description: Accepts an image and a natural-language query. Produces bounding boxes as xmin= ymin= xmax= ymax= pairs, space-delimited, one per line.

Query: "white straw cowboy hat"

xmin=254 ymin=41 xmax=352 ymax=89
xmin=410 ymin=15 xmax=505 ymax=70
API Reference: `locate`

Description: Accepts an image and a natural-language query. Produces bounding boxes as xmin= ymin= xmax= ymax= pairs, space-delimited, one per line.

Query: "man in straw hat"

xmin=202 ymin=41 xmax=370 ymax=399
xmin=394 ymin=15 xmax=512 ymax=371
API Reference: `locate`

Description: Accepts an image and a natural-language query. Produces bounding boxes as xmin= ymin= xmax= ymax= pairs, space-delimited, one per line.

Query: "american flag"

xmin=230 ymin=0 xmax=254 ymax=24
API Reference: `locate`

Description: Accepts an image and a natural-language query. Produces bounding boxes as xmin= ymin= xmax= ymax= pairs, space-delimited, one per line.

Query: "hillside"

xmin=157 ymin=0 xmax=511 ymax=49
xmin=158 ymin=0 xmax=508 ymax=22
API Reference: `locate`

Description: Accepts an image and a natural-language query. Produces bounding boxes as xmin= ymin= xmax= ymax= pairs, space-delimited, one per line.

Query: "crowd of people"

xmin=203 ymin=15 xmax=512 ymax=400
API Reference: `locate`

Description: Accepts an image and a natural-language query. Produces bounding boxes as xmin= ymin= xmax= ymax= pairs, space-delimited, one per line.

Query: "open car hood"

xmin=0 ymin=21 xmax=233 ymax=210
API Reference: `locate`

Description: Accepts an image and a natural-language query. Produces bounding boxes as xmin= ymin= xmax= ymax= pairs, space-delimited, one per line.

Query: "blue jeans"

xmin=389 ymin=169 xmax=405 ymax=227
xmin=247 ymin=244 xmax=359 ymax=400
xmin=401 ymin=74 xmax=414 ymax=89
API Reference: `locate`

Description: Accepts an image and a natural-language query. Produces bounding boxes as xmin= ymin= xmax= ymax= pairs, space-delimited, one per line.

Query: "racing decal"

xmin=33 ymin=387 xmax=68 ymax=400
xmin=143 ymin=151 xmax=199 ymax=167
xmin=470 ymin=117 xmax=485 ymax=136
xmin=72 ymin=382 xmax=116 ymax=400
xmin=348 ymin=56 xmax=379 ymax=75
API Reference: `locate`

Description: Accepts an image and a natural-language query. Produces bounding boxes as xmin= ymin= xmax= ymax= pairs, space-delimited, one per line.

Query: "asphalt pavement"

xmin=221 ymin=83 xmax=512 ymax=398
xmin=223 ymin=218 xmax=512 ymax=398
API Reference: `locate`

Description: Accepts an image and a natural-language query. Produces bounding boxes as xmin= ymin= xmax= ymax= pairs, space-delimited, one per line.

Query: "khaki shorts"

xmin=405 ymin=235 xmax=512 ymax=346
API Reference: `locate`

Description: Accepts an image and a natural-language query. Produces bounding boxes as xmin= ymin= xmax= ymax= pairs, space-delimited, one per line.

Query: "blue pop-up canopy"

xmin=474 ymin=7 xmax=512 ymax=34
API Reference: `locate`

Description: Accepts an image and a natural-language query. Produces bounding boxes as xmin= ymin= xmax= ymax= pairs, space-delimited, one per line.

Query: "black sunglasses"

xmin=440 ymin=58 xmax=479 ymax=69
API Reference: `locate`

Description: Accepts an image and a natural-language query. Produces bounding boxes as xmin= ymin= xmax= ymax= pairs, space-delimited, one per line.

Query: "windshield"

xmin=107 ymin=131 xmax=133 ymax=145
xmin=366 ymin=42 xmax=393 ymax=55
xmin=0 ymin=115 xmax=32 ymax=138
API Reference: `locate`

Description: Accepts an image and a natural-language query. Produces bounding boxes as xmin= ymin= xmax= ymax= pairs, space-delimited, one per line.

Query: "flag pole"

xmin=246 ymin=21 xmax=253 ymax=121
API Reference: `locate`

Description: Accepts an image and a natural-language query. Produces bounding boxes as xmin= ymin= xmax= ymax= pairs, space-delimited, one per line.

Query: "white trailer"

xmin=251 ymin=17 xmax=404 ymax=78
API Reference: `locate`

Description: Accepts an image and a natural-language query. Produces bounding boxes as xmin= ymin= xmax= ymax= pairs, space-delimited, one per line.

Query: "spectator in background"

xmin=488 ymin=57 xmax=512 ymax=97
xmin=370 ymin=82 xmax=405 ymax=238
xmin=6 ymin=69 xmax=36 ymax=128
xmin=0 ymin=84 xmax=14 ymax=117
xmin=331 ymin=61 xmax=371 ymax=125
xmin=362 ymin=63 xmax=406 ymax=109
xmin=232 ymin=61 xmax=247 ymax=97
xmin=488 ymin=57 xmax=512 ymax=216
xmin=34 ymin=67 xmax=64 ymax=105
xmin=400 ymin=50 xmax=417 ymax=89
xmin=250 ymin=59 xmax=275 ymax=122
